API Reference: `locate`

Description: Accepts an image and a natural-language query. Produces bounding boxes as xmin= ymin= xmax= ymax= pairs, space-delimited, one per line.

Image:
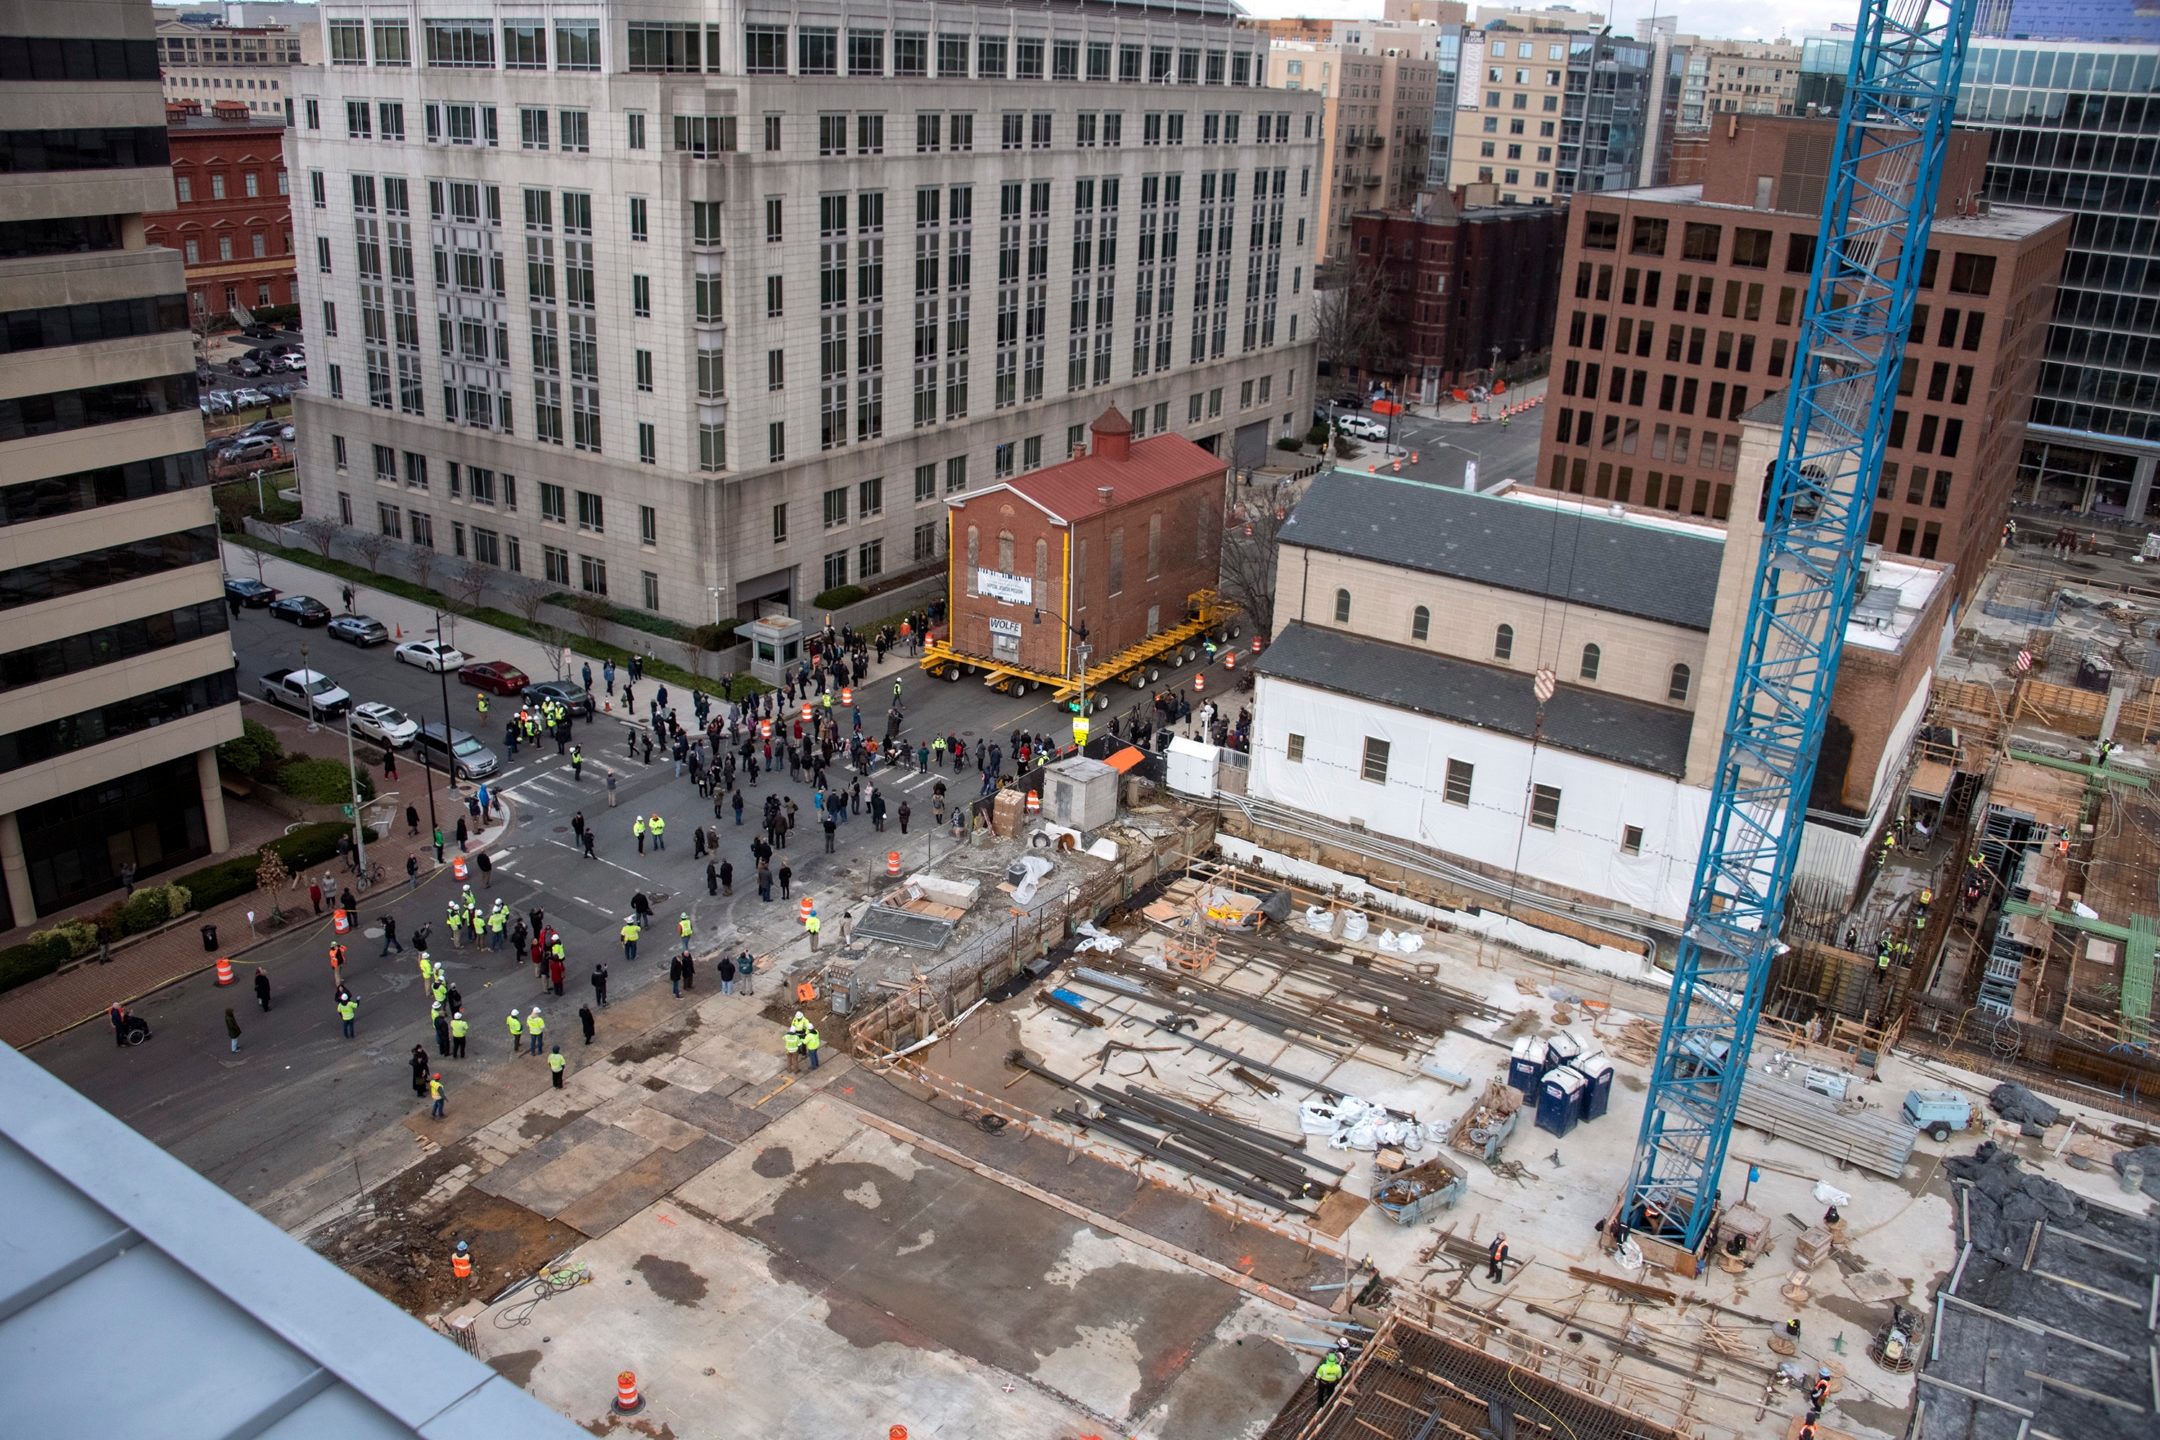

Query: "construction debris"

xmin=1987 ymin=1081 xmax=2062 ymax=1130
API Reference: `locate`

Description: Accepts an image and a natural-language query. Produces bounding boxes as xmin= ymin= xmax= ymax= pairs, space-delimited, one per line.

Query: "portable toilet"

xmin=1508 ymin=1036 xmax=1549 ymax=1094
xmin=1546 ymin=1030 xmax=1583 ymax=1072
xmin=1576 ymin=1051 xmax=1615 ymax=1120
xmin=1536 ymin=1066 xmax=1587 ymax=1137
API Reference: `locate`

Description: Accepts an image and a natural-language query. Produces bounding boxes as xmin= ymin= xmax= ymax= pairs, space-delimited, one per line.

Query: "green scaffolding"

xmin=2125 ymin=915 xmax=2156 ymax=1035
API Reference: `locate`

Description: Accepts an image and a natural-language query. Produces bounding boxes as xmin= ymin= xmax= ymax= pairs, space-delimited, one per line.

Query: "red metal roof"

xmin=993 ymin=431 xmax=1227 ymax=523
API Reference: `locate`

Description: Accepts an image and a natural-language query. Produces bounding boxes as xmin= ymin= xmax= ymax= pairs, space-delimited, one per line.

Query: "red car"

xmin=457 ymin=660 xmax=531 ymax=694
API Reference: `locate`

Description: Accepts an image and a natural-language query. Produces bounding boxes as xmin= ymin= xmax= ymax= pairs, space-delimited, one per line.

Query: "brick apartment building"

xmin=946 ymin=408 xmax=1225 ymax=680
xmin=1533 ymin=115 xmax=2069 ymax=594
xmin=1346 ymin=190 xmax=1567 ymax=399
xmin=140 ymin=99 xmax=294 ymax=323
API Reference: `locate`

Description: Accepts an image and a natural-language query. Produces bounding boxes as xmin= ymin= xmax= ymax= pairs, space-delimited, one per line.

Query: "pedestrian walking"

xmin=254 ymin=968 xmax=271 ymax=1012
xmin=338 ymin=995 xmax=357 ymax=1037
xmin=380 ymin=914 xmax=402 ymax=955
xmin=224 ymin=1008 xmax=242 ymax=1052
xmin=433 ymin=826 xmax=445 ymax=863
xmin=583 ymin=828 xmax=596 ymax=858
xmin=579 ymin=1003 xmax=596 ymax=1045
xmin=621 ymin=914 xmax=641 ymax=962
xmin=410 ymin=1045 xmax=430 ymax=1096
xmin=779 ymin=861 xmax=792 ymax=900
xmin=407 ymin=854 xmax=419 ymax=890
xmin=455 ymin=816 xmax=468 ymax=851
xmin=1486 ymin=1233 xmax=1509 ymax=1283
xmin=590 ymin=961 xmax=609 ymax=1007
xmin=309 ymin=879 xmax=323 ymax=915
xmin=668 ymin=952 xmax=684 ymax=997
xmin=477 ymin=850 xmax=493 ymax=888
xmin=606 ymin=768 xmax=618 ymax=806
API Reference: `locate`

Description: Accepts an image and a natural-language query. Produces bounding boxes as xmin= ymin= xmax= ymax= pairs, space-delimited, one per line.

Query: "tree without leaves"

xmin=294 ymin=517 xmax=340 ymax=557
xmin=529 ymin=621 xmax=572 ymax=679
xmin=1216 ymin=482 xmax=1296 ymax=641
xmin=404 ymin=542 xmax=439 ymax=594
xmin=351 ymin=531 xmax=392 ymax=573
xmin=1312 ymin=262 xmax=1405 ymax=384
xmin=444 ymin=558 xmax=490 ymax=611
xmin=255 ymin=850 xmax=291 ymax=924
xmin=568 ymin=593 xmax=611 ymax=643
xmin=502 ymin=573 xmax=553 ymax=624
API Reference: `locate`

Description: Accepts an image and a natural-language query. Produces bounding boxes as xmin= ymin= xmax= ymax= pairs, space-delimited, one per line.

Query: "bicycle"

xmin=354 ymin=860 xmax=387 ymax=892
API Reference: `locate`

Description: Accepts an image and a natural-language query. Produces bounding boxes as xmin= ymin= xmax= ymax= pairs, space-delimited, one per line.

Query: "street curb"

xmin=19 ymin=803 xmax=519 ymax=1050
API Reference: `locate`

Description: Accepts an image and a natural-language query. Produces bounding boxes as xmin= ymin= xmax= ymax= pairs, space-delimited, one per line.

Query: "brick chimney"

xmin=1090 ymin=406 xmax=1132 ymax=463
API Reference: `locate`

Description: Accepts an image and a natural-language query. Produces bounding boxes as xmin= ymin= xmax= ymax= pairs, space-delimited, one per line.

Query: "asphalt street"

xmin=32 ymin=596 xmax=1227 ymax=1228
xmin=1331 ymin=408 xmax=1546 ymax=493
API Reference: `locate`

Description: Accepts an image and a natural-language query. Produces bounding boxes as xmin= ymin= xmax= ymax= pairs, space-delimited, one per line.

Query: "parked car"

xmin=278 ymin=351 xmax=306 ymax=371
xmin=393 ymin=639 xmax=466 ymax=672
xmin=241 ymin=323 xmax=280 ymax=340
xmin=202 ymin=391 xmax=236 ymax=415
xmin=267 ymin=594 xmax=332 ymax=626
xmin=227 ymin=357 xmax=266 ymax=377
xmin=415 ymin=722 xmax=499 ymax=781
xmin=1337 ymin=415 xmax=1388 ymax=441
xmin=231 ymin=388 xmax=271 ymax=408
xmin=521 ymin=679 xmax=595 ymax=719
xmin=224 ymin=577 xmax=277 ymax=607
xmin=457 ymin=660 xmax=530 ymax=695
xmin=221 ymin=436 xmax=278 ymax=466
xmin=350 ymin=701 xmax=419 ymax=749
xmin=327 ymin=613 xmax=389 ymax=646
xmin=239 ymin=419 xmax=285 ymax=439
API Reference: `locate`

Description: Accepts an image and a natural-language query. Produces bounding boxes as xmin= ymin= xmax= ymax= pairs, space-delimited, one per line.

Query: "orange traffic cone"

xmin=214 ymin=956 xmax=235 ymax=985
xmin=614 ymin=1371 xmax=643 ymax=1414
xmin=887 ymin=851 xmax=901 ymax=877
xmin=394 ymin=622 xmax=402 ymax=639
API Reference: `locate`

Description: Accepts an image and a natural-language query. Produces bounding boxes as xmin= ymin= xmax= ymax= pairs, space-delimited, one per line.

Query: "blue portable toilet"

xmin=1546 ymin=1030 xmax=1583 ymax=1071
xmin=1576 ymin=1051 xmax=1615 ymax=1120
xmin=1508 ymin=1036 xmax=1549 ymax=1094
xmin=1537 ymin=1066 xmax=1587 ymax=1137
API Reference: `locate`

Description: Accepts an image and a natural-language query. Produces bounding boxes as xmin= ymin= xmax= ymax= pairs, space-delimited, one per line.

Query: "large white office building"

xmin=288 ymin=2 xmax=1323 ymax=625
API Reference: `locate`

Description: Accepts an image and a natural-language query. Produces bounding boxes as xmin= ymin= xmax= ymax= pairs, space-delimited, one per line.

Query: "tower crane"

xmin=1615 ymin=0 xmax=1980 ymax=1265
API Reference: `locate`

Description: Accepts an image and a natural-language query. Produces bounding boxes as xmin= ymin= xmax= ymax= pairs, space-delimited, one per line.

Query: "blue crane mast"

xmin=1616 ymin=0 xmax=1979 ymax=1262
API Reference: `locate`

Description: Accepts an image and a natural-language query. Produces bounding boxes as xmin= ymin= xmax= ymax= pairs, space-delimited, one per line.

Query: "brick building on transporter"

xmin=141 ymin=99 xmax=294 ymax=321
xmin=945 ymin=408 xmax=1224 ymax=683
xmin=1533 ymin=114 xmax=2067 ymax=595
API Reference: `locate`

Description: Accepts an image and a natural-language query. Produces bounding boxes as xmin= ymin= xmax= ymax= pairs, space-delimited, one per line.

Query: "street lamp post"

xmin=1428 ymin=438 xmax=1485 ymax=491
xmin=342 ymin=706 xmax=367 ymax=873
xmin=432 ymin=610 xmax=460 ymax=823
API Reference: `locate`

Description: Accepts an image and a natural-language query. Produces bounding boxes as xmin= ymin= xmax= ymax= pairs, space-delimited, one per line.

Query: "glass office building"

xmin=1804 ymin=36 xmax=2159 ymax=513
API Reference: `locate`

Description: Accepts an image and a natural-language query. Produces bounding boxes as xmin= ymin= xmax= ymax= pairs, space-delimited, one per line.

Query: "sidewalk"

xmin=1417 ymin=374 xmax=1547 ymax=424
xmin=0 ymin=773 xmax=511 ymax=1050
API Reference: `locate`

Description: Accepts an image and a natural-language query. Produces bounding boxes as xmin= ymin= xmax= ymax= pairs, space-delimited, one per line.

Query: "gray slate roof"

xmin=0 ymin=1043 xmax=586 ymax=1440
xmin=1281 ymin=472 xmax=1724 ymax=631
xmin=1254 ymin=622 xmax=1696 ymax=778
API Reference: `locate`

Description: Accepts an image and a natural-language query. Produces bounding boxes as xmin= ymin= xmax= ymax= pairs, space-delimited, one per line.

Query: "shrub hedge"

xmin=812 ymin=584 xmax=868 ymax=610
xmin=275 ymin=758 xmax=376 ymax=806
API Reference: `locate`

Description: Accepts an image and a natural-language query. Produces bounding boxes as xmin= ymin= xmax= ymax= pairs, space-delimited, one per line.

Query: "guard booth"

xmin=743 ymin=613 xmax=802 ymax=688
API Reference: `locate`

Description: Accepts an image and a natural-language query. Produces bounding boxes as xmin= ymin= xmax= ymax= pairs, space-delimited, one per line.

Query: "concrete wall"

xmin=1247 ymin=672 xmax=1711 ymax=922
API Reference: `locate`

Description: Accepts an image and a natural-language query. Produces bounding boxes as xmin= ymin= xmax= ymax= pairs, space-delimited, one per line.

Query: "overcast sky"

xmin=1239 ymin=0 xmax=1861 ymax=44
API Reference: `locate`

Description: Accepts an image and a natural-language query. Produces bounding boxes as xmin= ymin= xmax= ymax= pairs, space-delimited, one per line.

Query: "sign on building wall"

xmin=977 ymin=570 xmax=1033 ymax=605
xmin=986 ymin=617 xmax=1023 ymax=638
xmin=1458 ymin=39 xmax=1485 ymax=106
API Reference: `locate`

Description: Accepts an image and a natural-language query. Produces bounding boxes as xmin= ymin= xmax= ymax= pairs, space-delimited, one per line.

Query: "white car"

xmin=1338 ymin=414 xmax=1388 ymax=441
xmin=350 ymin=701 xmax=420 ymax=749
xmin=394 ymin=639 xmax=467 ymax=672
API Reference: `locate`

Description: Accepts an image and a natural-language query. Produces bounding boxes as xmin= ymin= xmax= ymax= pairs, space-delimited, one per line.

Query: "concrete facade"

xmin=155 ymin=15 xmax=308 ymax=118
xmin=1265 ymin=42 xmax=1436 ymax=263
xmin=0 ymin=0 xmax=242 ymax=927
xmin=142 ymin=102 xmax=297 ymax=319
xmin=1533 ymin=115 xmax=2069 ymax=597
xmin=1677 ymin=37 xmax=1802 ymax=132
xmin=286 ymin=2 xmax=1321 ymax=630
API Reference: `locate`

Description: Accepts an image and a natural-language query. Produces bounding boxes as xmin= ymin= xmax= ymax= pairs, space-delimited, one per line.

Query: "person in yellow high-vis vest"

xmin=803 ymin=1025 xmax=822 ymax=1070
xmin=784 ymin=1027 xmax=803 ymax=1073
xmin=634 ymin=815 xmax=647 ymax=852
xmin=620 ymin=917 xmax=641 ymax=961
xmin=650 ymin=814 xmax=667 ymax=850
xmin=449 ymin=1011 xmax=468 ymax=1057
xmin=806 ymin=912 xmax=822 ymax=951
xmin=1314 ymin=1351 xmax=1344 ymax=1411
xmin=526 ymin=1007 xmax=545 ymax=1055
xmin=505 ymin=1010 xmax=523 ymax=1054
xmin=548 ymin=1044 xmax=566 ymax=1088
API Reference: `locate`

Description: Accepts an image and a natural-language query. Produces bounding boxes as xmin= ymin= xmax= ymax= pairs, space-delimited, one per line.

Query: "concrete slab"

xmin=642 ymin=1081 xmax=775 ymax=1143
xmin=473 ymin=1206 xmax=1101 ymax=1438
xmin=616 ymin=1106 xmax=710 ymax=1153
xmin=494 ymin=1126 xmax=658 ymax=1218
xmin=467 ymin=1111 xmax=609 ymax=1197
xmin=671 ymin=1095 xmax=868 ymax=1226
xmin=553 ymin=1134 xmax=731 ymax=1237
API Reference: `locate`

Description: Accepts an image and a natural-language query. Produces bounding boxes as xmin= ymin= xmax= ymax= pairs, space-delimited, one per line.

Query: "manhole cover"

xmin=552 ymin=825 xmax=569 ymax=833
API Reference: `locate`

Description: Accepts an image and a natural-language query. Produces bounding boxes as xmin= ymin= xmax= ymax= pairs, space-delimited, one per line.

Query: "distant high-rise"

xmin=1804 ymin=35 xmax=2159 ymax=512
xmin=1 ymin=0 xmax=243 ymax=926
